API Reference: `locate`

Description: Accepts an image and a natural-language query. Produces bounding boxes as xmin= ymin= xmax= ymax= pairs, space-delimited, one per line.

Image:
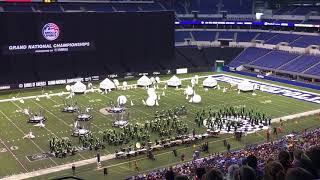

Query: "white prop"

xmin=146 ymin=97 xmax=156 ymax=107
xmin=155 ymin=77 xmax=160 ymax=83
xmin=71 ymin=81 xmax=86 ymax=93
xmin=122 ymin=81 xmax=128 ymax=89
xmin=223 ymin=88 xmax=227 ymax=93
xmin=167 ymin=75 xmax=182 ymax=87
xmin=131 ymin=100 xmax=134 ymax=106
xmin=184 ymin=86 xmax=194 ymax=96
xmin=150 ymin=77 xmax=156 ymax=84
xmin=203 ymin=76 xmax=217 ymax=88
xmin=23 ymin=131 xmax=35 ymax=139
xmin=113 ymin=79 xmax=120 ymax=87
xmin=23 ymin=109 xmax=29 ymax=115
xmin=137 ymin=75 xmax=152 ymax=87
xmin=238 ymin=80 xmax=254 ymax=92
xmin=191 ymin=77 xmax=196 ymax=87
xmin=34 ymin=121 xmax=45 ymax=128
xmin=88 ymin=82 xmax=93 ymax=89
xmin=66 ymin=85 xmax=71 ymax=91
xmin=117 ymin=95 xmax=127 ymax=105
xmin=194 ymin=75 xmax=199 ymax=84
xmin=191 ymin=94 xmax=201 ymax=103
xmin=100 ymin=78 xmax=116 ymax=90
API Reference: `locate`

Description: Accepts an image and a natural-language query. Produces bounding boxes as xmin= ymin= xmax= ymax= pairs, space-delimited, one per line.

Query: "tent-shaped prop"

xmin=202 ymin=76 xmax=217 ymax=88
xmin=137 ymin=75 xmax=152 ymax=87
xmin=71 ymin=81 xmax=86 ymax=94
xmin=237 ymin=80 xmax=254 ymax=92
xmin=167 ymin=75 xmax=182 ymax=87
xmin=100 ymin=78 xmax=116 ymax=90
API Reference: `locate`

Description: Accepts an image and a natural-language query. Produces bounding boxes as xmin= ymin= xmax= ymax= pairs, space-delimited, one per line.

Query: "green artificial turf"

xmin=0 ymin=72 xmax=318 ymax=179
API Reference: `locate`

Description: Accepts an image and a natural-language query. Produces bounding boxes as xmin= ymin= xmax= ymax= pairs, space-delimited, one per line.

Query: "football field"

xmin=0 ymin=72 xmax=319 ymax=179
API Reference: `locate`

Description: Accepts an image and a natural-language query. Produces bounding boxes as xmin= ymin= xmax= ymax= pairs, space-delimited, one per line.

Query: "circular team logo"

xmin=42 ymin=23 xmax=60 ymax=41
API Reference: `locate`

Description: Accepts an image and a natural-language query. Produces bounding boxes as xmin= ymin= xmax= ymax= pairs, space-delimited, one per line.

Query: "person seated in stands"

xmin=278 ymin=150 xmax=292 ymax=173
xmin=233 ymin=166 xmax=256 ymax=180
xmin=165 ymin=166 xmax=175 ymax=180
xmin=307 ymin=146 xmax=320 ymax=177
xmin=227 ymin=164 xmax=239 ymax=180
xmin=263 ymin=161 xmax=285 ymax=180
xmin=175 ymin=175 xmax=189 ymax=180
xmin=285 ymin=167 xmax=314 ymax=180
xmin=202 ymin=168 xmax=223 ymax=180
xmin=194 ymin=167 xmax=206 ymax=180
xmin=292 ymin=148 xmax=318 ymax=178
xmin=246 ymin=154 xmax=263 ymax=180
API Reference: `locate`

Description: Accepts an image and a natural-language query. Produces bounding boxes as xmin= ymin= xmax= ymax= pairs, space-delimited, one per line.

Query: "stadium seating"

xmin=279 ymin=55 xmax=320 ymax=73
xmin=249 ymin=51 xmax=299 ymax=69
xmin=0 ymin=0 xmax=254 ymax=14
xmin=236 ymin=32 xmax=258 ymax=42
xmin=255 ymin=33 xmax=278 ymax=41
xmin=2 ymin=4 xmax=33 ymax=12
xmin=218 ymin=31 xmax=234 ymax=40
xmin=265 ymin=34 xmax=301 ymax=45
xmin=113 ymin=4 xmax=140 ymax=12
xmin=289 ymin=35 xmax=320 ymax=48
xmin=179 ymin=31 xmax=320 ymax=48
xmin=175 ymin=31 xmax=192 ymax=42
xmin=139 ymin=2 xmax=164 ymax=11
xmin=83 ymin=4 xmax=114 ymax=12
xmin=228 ymin=47 xmax=271 ymax=67
xmin=220 ymin=0 xmax=253 ymax=14
xmin=275 ymin=5 xmax=319 ymax=15
xmin=228 ymin=47 xmax=320 ymax=78
xmin=191 ymin=31 xmax=216 ymax=42
xmin=304 ymin=63 xmax=320 ymax=76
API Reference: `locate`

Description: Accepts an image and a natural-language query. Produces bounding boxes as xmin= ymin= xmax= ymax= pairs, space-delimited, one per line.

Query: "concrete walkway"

xmin=272 ymin=109 xmax=320 ymax=123
xmin=2 ymin=154 xmax=115 ymax=180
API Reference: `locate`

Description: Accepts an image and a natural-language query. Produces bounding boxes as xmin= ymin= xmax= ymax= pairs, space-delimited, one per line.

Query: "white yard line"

xmin=0 ymin=110 xmax=58 ymax=166
xmin=11 ymin=101 xmax=87 ymax=161
xmin=0 ymin=138 xmax=29 ymax=173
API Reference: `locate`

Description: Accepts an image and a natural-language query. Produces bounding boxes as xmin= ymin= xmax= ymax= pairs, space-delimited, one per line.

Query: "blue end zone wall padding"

xmin=222 ymin=66 xmax=320 ymax=91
